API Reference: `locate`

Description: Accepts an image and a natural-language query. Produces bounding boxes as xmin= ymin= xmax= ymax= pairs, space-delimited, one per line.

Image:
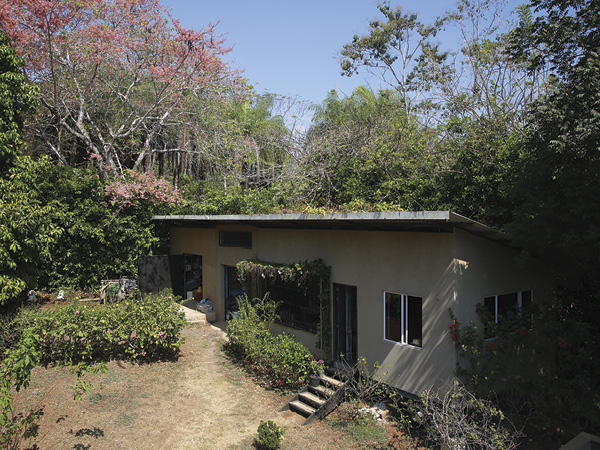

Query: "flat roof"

xmin=153 ymin=211 xmax=515 ymax=247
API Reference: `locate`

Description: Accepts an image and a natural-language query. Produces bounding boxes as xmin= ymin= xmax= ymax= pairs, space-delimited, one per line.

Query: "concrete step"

xmin=309 ymin=384 xmax=335 ymax=398
xmin=299 ymin=391 xmax=326 ymax=409
xmin=289 ymin=400 xmax=316 ymax=417
xmin=320 ymin=374 xmax=344 ymax=388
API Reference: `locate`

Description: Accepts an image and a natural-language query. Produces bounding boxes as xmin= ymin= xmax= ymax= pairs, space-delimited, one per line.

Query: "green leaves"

xmin=225 ymin=294 xmax=318 ymax=389
xmin=0 ymin=31 xmax=37 ymax=173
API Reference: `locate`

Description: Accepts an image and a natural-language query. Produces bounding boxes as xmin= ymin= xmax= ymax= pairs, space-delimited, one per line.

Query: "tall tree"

xmin=504 ymin=1 xmax=600 ymax=441
xmin=339 ymin=1 xmax=451 ymax=119
xmin=508 ymin=0 xmax=600 ymax=275
xmin=0 ymin=31 xmax=58 ymax=304
xmin=0 ymin=31 xmax=37 ymax=172
xmin=299 ymin=87 xmax=440 ymax=209
xmin=0 ymin=0 xmax=240 ymax=177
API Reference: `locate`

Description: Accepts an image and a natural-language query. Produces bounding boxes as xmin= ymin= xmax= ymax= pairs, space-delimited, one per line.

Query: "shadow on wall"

xmin=375 ymin=259 xmax=468 ymax=395
xmin=138 ymin=255 xmax=172 ymax=294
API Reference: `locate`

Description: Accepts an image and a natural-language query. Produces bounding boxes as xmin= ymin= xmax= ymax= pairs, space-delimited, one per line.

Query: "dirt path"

xmin=14 ymin=323 xmax=363 ymax=450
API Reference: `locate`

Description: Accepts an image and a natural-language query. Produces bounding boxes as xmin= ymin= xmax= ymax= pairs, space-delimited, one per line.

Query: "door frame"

xmin=333 ymin=283 xmax=358 ymax=364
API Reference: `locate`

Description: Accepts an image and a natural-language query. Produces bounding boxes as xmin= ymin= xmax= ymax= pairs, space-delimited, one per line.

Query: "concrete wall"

xmin=167 ymin=224 xmax=550 ymax=396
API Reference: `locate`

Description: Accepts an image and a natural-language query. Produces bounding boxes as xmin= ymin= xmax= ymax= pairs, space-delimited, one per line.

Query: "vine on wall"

xmin=236 ymin=259 xmax=331 ymax=351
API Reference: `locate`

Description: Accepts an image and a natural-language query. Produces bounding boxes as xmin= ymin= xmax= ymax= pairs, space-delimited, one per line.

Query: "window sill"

xmin=384 ymin=338 xmax=423 ymax=350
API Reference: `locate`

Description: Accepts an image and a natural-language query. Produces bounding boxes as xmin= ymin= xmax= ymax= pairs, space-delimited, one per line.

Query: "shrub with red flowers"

xmin=449 ymin=320 xmax=460 ymax=341
xmin=447 ymin=302 xmax=598 ymax=445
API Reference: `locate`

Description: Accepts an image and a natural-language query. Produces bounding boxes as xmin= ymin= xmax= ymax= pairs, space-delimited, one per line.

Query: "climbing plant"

xmin=236 ymin=259 xmax=331 ymax=351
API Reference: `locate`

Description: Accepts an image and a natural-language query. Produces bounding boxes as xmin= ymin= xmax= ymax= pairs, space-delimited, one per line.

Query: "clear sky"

xmin=161 ymin=0 xmax=522 ymax=107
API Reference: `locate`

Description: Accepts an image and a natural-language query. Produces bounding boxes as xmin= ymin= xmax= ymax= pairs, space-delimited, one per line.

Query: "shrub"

xmin=255 ymin=420 xmax=284 ymax=450
xmin=0 ymin=289 xmax=186 ymax=446
xmin=14 ymin=289 xmax=186 ymax=363
xmin=226 ymin=294 xmax=316 ymax=388
xmin=409 ymin=382 xmax=522 ymax=450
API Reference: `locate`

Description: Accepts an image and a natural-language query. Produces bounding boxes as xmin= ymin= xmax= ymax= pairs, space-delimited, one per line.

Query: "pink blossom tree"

xmin=0 ymin=0 xmax=243 ymax=177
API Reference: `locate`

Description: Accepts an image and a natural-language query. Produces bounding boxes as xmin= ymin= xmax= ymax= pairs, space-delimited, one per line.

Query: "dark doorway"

xmin=333 ymin=283 xmax=357 ymax=363
xmin=224 ymin=266 xmax=244 ymax=320
xmin=137 ymin=254 xmax=202 ymax=300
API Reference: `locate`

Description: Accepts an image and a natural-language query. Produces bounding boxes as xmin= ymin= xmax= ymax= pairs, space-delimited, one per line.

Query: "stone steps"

xmin=280 ymin=370 xmax=349 ymax=425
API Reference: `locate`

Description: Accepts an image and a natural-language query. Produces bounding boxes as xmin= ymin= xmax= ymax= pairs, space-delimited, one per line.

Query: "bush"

xmin=13 ymin=289 xmax=186 ymax=363
xmin=226 ymin=294 xmax=317 ymax=388
xmin=408 ymin=382 xmax=522 ymax=450
xmin=255 ymin=420 xmax=284 ymax=450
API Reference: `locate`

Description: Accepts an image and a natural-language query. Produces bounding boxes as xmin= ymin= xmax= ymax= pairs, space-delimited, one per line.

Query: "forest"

xmin=1 ymin=0 xmax=599 ymax=447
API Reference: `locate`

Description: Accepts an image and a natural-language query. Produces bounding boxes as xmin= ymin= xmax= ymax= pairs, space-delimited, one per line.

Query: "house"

xmin=150 ymin=211 xmax=550 ymax=396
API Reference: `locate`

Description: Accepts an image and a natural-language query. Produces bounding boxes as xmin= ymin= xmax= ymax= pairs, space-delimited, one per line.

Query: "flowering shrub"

xmin=13 ymin=289 xmax=186 ymax=364
xmin=105 ymin=169 xmax=184 ymax=208
xmin=447 ymin=305 xmax=589 ymax=444
xmin=226 ymin=294 xmax=319 ymax=389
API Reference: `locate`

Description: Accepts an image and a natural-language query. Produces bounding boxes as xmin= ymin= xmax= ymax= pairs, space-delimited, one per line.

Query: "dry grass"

xmin=12 ymin=322 xmax=412 ymax=449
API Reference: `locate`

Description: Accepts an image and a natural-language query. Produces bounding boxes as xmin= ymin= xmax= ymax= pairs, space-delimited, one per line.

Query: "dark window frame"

xmin=219 ymin=230 xmax=252 ymax=248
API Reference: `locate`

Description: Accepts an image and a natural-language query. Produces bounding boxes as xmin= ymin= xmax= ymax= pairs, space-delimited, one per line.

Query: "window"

xmin=260 ymin=277 xmax=320 ymax=333
xmin=219 ymin=231 xmax=252 ymax=248
xmin=384 ymin=292 xmax=422 ymax=348
xmin=483 ymin=290 xmax=532 ymax=338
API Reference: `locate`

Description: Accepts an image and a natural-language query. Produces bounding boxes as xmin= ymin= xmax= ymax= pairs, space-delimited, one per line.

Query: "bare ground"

xmin=13 ymin=322 xmax=376 ymax=450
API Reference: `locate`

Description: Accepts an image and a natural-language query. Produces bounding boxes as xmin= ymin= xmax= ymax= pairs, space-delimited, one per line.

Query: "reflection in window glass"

xmin=384 ymin=292 xmax=422 ymax=348
xmin=483 ymin=290 xmax=533 ymax=338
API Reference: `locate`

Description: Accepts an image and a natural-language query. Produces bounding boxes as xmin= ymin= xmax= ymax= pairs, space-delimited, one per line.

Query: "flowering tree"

xmin=0 ymin=0 xmax=241 ymax=177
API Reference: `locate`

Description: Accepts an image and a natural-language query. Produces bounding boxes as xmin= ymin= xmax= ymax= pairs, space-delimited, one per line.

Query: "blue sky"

xmin=161 ymin=0 xmax=522 ymax=107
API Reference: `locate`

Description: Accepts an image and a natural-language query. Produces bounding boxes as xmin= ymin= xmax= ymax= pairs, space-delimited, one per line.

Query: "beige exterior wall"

xmin=451 ymin=228 xmax=554 ymax=379
xmin=167 ymin=224 xmax=549 ymax=396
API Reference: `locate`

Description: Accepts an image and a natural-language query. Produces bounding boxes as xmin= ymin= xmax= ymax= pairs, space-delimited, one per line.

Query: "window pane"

xmin=484 ymin=297 xmax=496 ymax=320
xmin=385 ymin=293 xmax=402 ymax=342
xmin=498 ymin=292 xmax=518 ymax=319
xmin=484 ymin=296 xmax=496 ymax=339
xmin=407 ymin=296 xmax=422 ymax=347
xmin=263 ymin=277 xmax=320 ymax=333
xmin=521 ymin=290 xmax=533 ymax=329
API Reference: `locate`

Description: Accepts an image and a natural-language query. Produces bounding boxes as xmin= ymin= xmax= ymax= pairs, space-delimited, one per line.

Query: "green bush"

xmin=226 ymin=294 xmax=317 ymax=388
xmin=255 ymin=420 xmax=284 ymax=450
xmin=13 ymin=289 xmax=186 ymax=364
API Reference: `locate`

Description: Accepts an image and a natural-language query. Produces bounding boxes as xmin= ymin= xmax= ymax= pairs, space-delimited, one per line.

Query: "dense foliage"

xmin=255 ymin=420 xmax=285 ymax=450
xmin=0 ymin=31 xmax=36 ymax=172
xmin=225 ymin=294 xmax=322 ymax=389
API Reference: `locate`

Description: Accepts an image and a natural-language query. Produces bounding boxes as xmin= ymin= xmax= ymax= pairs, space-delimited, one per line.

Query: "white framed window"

xmin=384 ymin=292 xmax=422 ymax=348
xmin=483 ymin=289 xmax=533 ymax=338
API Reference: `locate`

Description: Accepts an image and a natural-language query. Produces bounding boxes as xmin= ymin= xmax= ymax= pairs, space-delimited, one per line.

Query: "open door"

xmin=333 ymin=283 xmax=357 ymax=364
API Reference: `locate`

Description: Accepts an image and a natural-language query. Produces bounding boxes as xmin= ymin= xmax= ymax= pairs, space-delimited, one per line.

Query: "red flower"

xmin=449 ymin=323 xmax=455 ymax=329
xmin=487 ymin=341 xmax=494 ymax=349
xmin=558 ymin=339 xmax=568 ymax=349
xmin=518 ymin=330 xmax=526 ymax=336
xmin=451 ymin=335 xmax=457 ymax=341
